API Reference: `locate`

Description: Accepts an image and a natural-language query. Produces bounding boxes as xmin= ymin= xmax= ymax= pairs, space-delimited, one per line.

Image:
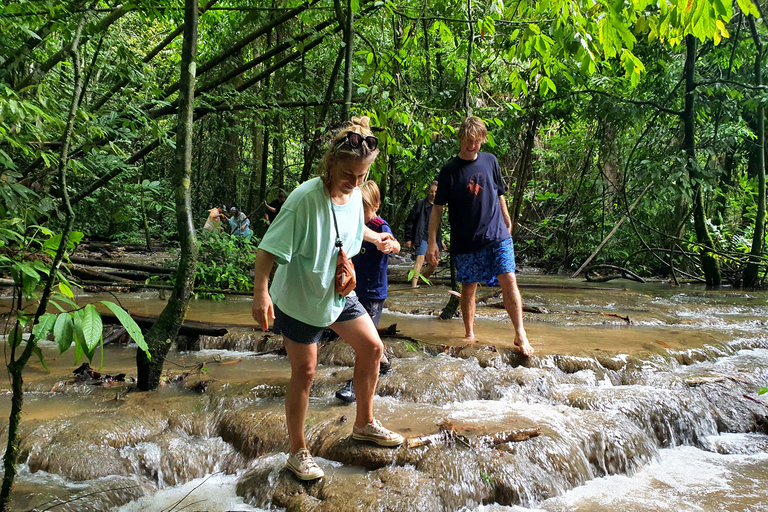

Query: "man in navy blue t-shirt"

xmin=426 ymin=117 xmax=533 ymax=355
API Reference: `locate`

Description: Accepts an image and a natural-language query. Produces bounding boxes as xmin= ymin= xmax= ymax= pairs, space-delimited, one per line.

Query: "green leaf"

xmin=32 ymin=313 xmax=57 ymax=340
xmin=53 ymin=313 xmax=74 ymax=353
xmin=759 ymin=387 xmax=768 ymax=395
xmin=100 ymin=301 xmax=149 ymax=358
xmin=58 ymin=281 xmax=74 ymax=299
xmin=32 ymin=345 xmax=49 ymax=372
xmin=79 ymin=304 xmax=102 ymax=351
xmin=9 ymin=325 xmax=23 ymax=348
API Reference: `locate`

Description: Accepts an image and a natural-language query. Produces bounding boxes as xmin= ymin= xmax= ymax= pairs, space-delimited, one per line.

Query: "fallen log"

xmin=100 ymin=313 xmax=228 ymax=337
xmin=66 ymin=264 xmax=134 ymax=283
xmin=584 ymin=264 xmax=644 ymax=283
xmin=69 ymin=256 xmax=175 ymax=274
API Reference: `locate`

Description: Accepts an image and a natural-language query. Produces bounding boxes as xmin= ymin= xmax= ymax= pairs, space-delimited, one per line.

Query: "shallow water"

xmin=1 ymin=271 xmax=767 ymax=511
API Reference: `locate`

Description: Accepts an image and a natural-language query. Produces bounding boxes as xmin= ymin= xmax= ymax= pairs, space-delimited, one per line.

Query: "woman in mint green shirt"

xmin=251 ymin=117 xmax=405 ymax=481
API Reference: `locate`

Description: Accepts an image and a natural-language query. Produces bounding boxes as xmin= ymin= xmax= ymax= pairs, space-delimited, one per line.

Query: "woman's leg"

xmin=283 ymin=337 xmax=318 ymax=454
xmin=331 ymin=314 xmax=383 ymax=428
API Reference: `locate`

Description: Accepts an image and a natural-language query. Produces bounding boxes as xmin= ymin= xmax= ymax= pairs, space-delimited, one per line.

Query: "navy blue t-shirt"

xmin=351 ymin=217 xmax=391 ymax=300
xmin=434 ymin=152 xmax=510 ymax=254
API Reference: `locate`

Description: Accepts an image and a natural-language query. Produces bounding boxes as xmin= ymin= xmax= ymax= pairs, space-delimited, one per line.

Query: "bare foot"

xmin=514 ymin=336 xmax=534 ymax=356
xmin=461 ymin=334 xmax=476 ymax=343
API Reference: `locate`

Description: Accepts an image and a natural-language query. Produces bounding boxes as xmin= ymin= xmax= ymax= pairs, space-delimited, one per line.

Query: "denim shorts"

xmin=415 ymin=239 xmax=429 ymax=256
xmin=455 ymin=238 xmax=516 ymax=284
xmin=273 ymin=295 xmax=367 ymax=344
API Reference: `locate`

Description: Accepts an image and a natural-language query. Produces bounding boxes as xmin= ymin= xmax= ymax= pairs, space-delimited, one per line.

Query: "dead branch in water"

xmin=406 ymin=419 xmax=541 ymax=449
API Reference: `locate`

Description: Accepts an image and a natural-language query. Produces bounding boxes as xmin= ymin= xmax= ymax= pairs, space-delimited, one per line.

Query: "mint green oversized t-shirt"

xmin=258 ymin=177 xmax=364 ymax=327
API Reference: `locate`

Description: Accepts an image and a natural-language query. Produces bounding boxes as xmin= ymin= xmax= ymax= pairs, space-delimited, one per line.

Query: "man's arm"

xmin=426 ymin=204 xmax=444 ymax=266
xmin=499 ymin=195 xmax=513 ymax=235
xmin=252 ymin=249 xmax=277 ymax=330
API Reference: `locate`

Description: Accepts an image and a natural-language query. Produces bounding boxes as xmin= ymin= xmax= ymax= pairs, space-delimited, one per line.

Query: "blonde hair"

xmin=321 ymin=116 xmax=380 ymax=190
xmin=457 ymin=116 xmax=488 ymax=142
xmin=359 ymin=180 xmax=381 ymax=211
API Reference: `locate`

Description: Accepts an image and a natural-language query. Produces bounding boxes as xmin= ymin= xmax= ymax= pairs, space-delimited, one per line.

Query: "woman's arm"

xmin=252 ymin=249 xmax=277 ymax=330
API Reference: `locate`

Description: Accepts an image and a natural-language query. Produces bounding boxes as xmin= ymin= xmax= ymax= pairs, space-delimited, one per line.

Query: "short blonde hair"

xmin=457 ymin=116 xmax=488 ymax=142
xmin=359 ymin=180 xmax=381 ymax=211
xmin=321 ymin=116 xmax=380 ymax=190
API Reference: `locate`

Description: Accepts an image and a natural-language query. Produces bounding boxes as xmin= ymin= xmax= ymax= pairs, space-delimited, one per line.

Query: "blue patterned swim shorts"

xmin=455 ymin=238 xmax=516 ymax=284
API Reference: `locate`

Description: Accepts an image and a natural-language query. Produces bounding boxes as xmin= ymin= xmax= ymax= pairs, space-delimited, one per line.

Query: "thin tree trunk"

xmin=463 ymin=0 xmax=473 ymax=115
xmin=137 ymin=0 xmax=200 ymax=391
xmin=683 ymin=34 xmax=721 ymax=286
xmin=0 ymin=13 xmax=87 ymax=510
xmin=510 ymin=113 xmax=538 ymax=233
xmin=422 ymin=15 xmax=433 ymax=97
xmin=342 ymin=0 xmax=354 ymax=119
xmin=744 ymin=16 xmax=765 ymax=288
xmin=301 ymin=47 xmax=345 ymax=182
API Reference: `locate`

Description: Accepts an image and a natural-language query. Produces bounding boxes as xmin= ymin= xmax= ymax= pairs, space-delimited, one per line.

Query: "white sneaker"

xmin=352 ymin=419 xmax=405 ymax=447
xmin=286 ymin=448 xmax=324 ymax=480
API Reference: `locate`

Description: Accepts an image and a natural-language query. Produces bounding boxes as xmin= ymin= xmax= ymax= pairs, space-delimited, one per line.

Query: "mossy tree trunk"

xmin=137 ymin=0 xmax=199 ymax=391
xmin=683 ymin=34 xmax=721 ymax=287
xmin=743 ymin=16 xmax=765 ymax=288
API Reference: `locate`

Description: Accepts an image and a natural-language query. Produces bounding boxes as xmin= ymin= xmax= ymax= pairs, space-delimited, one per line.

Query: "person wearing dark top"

xmin=404 ymin=181 xmax=445 ymax=288
xmin=264 ymin=189 xmax=287 ymax=224
xmin=426 ymin=117 xmax=533 ymax=355
xmin=336 ymin=180 xmax=397 ymax=403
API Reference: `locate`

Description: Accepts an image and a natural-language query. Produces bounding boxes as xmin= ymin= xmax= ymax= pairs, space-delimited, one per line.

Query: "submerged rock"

xmin=237 ymin=456 xmax=442 ymax=512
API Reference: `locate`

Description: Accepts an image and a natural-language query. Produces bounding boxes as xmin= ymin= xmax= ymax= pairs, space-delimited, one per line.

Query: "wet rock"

xmin=28 ymin=442 xmax=132 ymax=480
xmin=317 ymin=339 xmax=357 ymax=367
xmin=11 ymin=473 xmax=153 ymax=512
xmin=318 ymin=435 xmax=425 ymax=470
xmin=199 ymin=328 xmax=284 ymax=353
xmin=237 ymin=456 xmax=441 ymax=512
xmin=456 ymin=344 xmax=503 ymax=368
xmin=218 ymin=407 xmax=289 ymax=458
xmin=21 ymin=404 xmax=169 ymax=481
xmin=377 ymin=356 xmax=496 ymax=403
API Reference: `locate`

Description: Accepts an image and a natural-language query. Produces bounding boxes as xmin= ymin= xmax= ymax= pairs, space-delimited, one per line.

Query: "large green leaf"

xmin=79 ymin=304 xmax=102 ymax=351
xmin=53 ymin=313 xmax=74 ymax=353
xmin=100 ymin=301 xmax=149 ymax=358
xmin=32 ymin=312 xmax=57 ymax=340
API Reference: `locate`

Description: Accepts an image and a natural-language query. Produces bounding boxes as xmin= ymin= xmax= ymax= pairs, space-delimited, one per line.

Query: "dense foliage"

xmin=2 ymin=0 xmax=768 ymax=287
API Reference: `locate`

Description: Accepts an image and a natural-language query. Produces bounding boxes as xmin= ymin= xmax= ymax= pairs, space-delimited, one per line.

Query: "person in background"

xmin=264 ymin=189 xmax=287 ymax=225
xmin=426 ymin=116 xmax=533 ymax=355
xmin=404 ymin=181 xmax=445 ymax=288
xmin=203 ymin=205 xmax=227 ymax=232
xmin=229 ymin=207 xmax=252 ymax=239
xmin=335 ymin=180 xmax=398 ymax=403
xmin=251 ymin=116 xmax=404 ymax=482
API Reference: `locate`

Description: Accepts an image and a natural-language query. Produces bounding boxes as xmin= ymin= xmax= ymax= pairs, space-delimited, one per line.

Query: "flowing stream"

xmin=1 ymin=263 xmax=767 ymax=512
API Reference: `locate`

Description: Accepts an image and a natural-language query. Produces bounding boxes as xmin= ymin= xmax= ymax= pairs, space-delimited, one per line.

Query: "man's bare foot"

xmin=514 ymin=336 xmax=534 ymax=356
xmin=461 ymin=334 xmax=476 ymax=343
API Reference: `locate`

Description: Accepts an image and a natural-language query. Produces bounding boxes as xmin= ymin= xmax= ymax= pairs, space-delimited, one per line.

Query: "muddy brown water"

xmin=1 ymin=265 xmax=768 ymax=512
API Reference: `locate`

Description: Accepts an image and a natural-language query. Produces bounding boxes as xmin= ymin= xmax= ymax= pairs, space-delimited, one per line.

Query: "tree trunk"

xmin=137 ymin=0 xmax=200 ymax=391
xmin=247 ymin=118 xmax=264 ymax=216
xmin=683 ymin=34 xmax=721 ymax=287
xmin=743 ymin=16 xmax=765 ymax=288
xmin=463 ymin=0 xmax=474 ymax=116
xmin=342 ymin=0 xmax=354 ymax=119
xmin=301 ymin=47 xmax=345 ymax=182
xmin=510 ymin=112 xmax=538 ymax=234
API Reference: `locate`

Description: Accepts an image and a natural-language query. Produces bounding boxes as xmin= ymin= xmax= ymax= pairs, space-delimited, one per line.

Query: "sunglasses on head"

xmin=341 ymin=132 xmax=378 ymax=151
